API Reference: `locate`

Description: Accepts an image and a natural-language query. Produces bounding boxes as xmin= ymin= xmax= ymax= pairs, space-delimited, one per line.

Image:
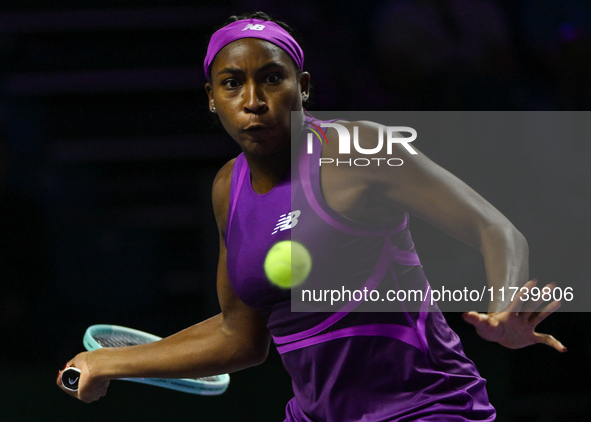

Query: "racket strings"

xmin=93 ymin=333 xmax=151 ymax=348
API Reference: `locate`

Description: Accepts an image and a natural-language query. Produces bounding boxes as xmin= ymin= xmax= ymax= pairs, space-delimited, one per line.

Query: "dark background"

xmin=0 ymin=0 xmax=589 ymax=420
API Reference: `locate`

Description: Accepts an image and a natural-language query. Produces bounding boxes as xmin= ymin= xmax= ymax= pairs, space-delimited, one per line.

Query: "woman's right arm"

xmin=57 ymin=159 xmax=272 ymax=403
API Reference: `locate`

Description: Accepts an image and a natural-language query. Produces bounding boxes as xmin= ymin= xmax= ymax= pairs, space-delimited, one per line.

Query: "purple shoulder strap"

xmin=225 ymin=154 xmax=248 ymax=245
xmin=298 ymin=142 xmax=408 ymax=237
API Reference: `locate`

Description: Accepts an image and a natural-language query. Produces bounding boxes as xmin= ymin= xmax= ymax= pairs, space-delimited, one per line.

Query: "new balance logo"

xmin=272 ymin=210 xmax=300 ymax=235
xmin=242 ymin=23 xmax=265 ymax=31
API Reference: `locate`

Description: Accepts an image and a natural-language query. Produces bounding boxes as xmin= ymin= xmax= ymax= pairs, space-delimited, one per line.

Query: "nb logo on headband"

xmin=242 ymin=23 xmax=265 ymax=31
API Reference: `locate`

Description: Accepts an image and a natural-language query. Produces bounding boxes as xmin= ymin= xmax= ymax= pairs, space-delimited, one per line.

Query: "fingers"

xmin=520 ymin=281 xmax=562 ymax=318
xmin=505 ymin=279 xmax=537 ymax=313
xmin=462 ymin=311 xmax=494 ymax=330
xmin=519 ymin=279 xmax=544 ymax=315
xmin=57 ymin=352 xmax=110 ymax=403
xmin=464 ymin=280 xmax=566 ymax=351
xmin=507 ymin=280 xmax=563 ymax=322
xmin=57 ymin=365 xmax=99 ymax=403
xmin=529 ymin=299 xmax=562 ymax=326
xmin=78 ymin=380 xmax=110 ymax=404
xmin=534 ymin=332 xmax=567 ymax=353
xmin=462 ymin=311 xmax=505 ymax=343
xmin=518 ymin=280 xmax=562 ymax=330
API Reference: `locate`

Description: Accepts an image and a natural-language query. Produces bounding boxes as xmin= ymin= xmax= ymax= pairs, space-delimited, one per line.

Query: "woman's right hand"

xmin=57 ymin=351 xmax=111 ymax=403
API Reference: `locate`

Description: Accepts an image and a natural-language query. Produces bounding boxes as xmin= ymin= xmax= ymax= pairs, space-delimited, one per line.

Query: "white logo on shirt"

xmin=242 ymin=24 xmax=266 ymax=31
xmin=272 ymin=210 xmax=300 ymax=235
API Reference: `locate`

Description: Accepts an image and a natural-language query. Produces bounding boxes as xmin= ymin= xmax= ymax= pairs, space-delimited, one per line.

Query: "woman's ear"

xmin=298 ymin=72 xmax=311 ymax=99
xmin=205 ymin=83 xmax=215 ymax=112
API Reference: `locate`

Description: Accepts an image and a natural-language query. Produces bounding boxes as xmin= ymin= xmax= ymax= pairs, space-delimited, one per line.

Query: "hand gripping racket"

xmin=61 ymin=324 xmax=230 ymax=395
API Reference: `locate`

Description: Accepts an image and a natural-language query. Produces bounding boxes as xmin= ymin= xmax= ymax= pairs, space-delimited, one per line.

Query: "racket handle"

xmin=61 ymin=367 xmax=81 ymax=392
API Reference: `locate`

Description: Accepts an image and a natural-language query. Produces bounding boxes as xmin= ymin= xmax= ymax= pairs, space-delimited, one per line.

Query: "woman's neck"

xmin=244 ymin=146 xmax=291 ymax=195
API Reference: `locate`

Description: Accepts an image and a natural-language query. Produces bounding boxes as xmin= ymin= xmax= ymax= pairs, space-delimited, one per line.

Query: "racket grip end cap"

xmin=61 ymin=367 xmax=81 ymax=392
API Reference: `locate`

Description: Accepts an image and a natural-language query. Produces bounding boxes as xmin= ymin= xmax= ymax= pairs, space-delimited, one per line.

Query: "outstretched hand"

xmin=462 ymin=279 xmax=566 ymax=352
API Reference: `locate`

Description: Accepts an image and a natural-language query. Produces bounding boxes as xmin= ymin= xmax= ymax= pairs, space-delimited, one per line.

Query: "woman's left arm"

xmin=351 ymin=121 xmax=565 ymax=352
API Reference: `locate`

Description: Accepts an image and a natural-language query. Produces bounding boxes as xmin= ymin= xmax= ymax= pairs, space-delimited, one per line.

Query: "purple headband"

xmin=204 ymin=18 xmax=304 ymax=80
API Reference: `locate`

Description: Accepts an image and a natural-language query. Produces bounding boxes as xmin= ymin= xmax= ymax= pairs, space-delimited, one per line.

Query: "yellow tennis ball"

xmin=264 ymin=241 xmax=312 ymax=289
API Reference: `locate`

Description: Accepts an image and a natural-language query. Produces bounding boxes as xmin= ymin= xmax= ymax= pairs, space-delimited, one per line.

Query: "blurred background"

xmin=0 ymin=0 xmax=590 ymax=420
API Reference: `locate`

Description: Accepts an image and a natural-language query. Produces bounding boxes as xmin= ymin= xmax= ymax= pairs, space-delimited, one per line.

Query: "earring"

xmin=302 ymin=93 xmax=308 ymax=102
xmin=211 ymin=106 xmax=216 ymax=113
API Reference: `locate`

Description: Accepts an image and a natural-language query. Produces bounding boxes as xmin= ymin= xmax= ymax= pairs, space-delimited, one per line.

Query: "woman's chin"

xmin=238 ymin=136 xmax=290 ymax=157
xmin=244 ymin=143 xmax=290 ymax=158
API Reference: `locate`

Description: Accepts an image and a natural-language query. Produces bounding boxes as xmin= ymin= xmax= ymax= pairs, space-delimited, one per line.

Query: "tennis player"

xmin=57 ymin=12 xmax=565 ymax=421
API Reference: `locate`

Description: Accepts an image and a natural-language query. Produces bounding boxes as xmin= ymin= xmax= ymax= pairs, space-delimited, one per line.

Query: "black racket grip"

xmin=61 ymin=367 xmax=81 ymax=392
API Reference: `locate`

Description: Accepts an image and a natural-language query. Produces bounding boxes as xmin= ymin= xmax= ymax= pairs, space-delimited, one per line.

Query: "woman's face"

xmin=205 ymin=38 xmax=309 ymax=156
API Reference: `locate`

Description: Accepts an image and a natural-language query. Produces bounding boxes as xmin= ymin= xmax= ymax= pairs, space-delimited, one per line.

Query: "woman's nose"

xmin=243 ymin=83 xmax=267 ymax=113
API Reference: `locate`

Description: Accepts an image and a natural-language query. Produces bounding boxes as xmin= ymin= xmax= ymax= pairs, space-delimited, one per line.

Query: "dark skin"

xmin=57 ymin=37 xmax=564 ymax=403
xmin=205 ymin=38 xmax=310 ymax=193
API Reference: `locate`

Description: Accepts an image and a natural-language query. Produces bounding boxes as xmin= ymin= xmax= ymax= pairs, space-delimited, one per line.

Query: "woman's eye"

xmin=223 ymin=79 xmax=239 ymax=88
xmin=266 ymin=74 xmax=281 ymax=83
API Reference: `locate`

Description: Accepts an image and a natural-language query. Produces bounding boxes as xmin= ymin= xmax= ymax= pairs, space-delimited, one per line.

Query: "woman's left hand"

xmin=462 ymin=279 xmax=567 ymax=352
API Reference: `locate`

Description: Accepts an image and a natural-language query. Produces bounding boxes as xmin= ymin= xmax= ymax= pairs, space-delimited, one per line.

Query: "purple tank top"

xmin=225 ymin=118 xmax=496 ymax=422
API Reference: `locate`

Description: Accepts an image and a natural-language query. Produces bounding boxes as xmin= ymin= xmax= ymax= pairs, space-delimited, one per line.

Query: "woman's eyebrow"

xmin=216 ymin=67 xmax=242 ymax=77
xmin=216 ymin=61 xmax=287 ymax=77
xmin=257 ymin=61 xmax=287 ymax=73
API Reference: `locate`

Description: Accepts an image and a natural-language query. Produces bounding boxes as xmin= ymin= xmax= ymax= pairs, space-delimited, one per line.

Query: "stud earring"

xmin=302 ymin=93 xmax=308 ymax=102
xmin=211 ymin=106 xmax=216 ymax=113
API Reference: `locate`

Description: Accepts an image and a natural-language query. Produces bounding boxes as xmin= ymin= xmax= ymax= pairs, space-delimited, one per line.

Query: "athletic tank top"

xmin=225 ymin=117 xmax=496 ymax=422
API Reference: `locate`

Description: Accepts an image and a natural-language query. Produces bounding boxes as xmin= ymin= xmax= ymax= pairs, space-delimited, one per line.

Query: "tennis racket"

xmin=61 ymin=324 xmax=230 ymax=395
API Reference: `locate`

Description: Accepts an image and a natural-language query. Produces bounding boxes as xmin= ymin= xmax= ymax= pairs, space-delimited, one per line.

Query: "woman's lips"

xmin=243 ymin=124 xmax=270 ymax=131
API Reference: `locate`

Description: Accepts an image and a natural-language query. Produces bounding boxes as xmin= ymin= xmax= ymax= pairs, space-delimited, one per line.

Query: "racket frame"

xmin=83 ymin=324 xmax=230 ymax=395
